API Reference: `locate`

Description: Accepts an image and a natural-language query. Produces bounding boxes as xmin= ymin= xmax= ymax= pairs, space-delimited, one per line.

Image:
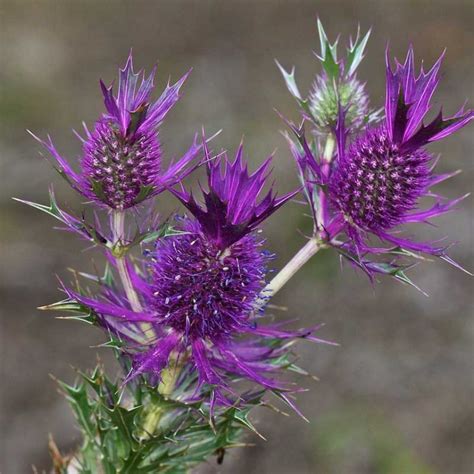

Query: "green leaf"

xmin=13 ymin=187 xmax=107 ymax=246
xmin=346 ymin=26 xmax=371 ymax=77
xmin=57 ymin=379 xmax=98 ymax=442
xmin=124 ymin=221 xmax=189 ymax=255
xmin=316 ymin=18 xmax=339 ymax=80
xmin=133 ymin=184 xmax=154 ymax=205
xmin=39 ymin=298 xmax=98 ymax=324
xmin=91 ymin=179 xmax=107 ymax=202
xmin=275 ymin=60 xmax=302 ymax=100
xmin=232 ymin=409 xmax=266 ymax=440
xmin=369 ymin=262 xmax=428 ymax=296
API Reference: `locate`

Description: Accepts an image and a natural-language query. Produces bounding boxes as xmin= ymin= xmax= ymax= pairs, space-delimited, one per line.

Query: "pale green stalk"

xmin=264 ymin=135 xmax=334 ymax=299
xmin=112 ymin=210 xmax=154 ymax=339
xmin=264 ymin=237 xmax=322 ymax=299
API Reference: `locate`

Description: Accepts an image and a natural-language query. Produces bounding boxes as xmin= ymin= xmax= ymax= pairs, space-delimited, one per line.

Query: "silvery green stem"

xmin=263 ymin=136 xmax=333 ymax=300
xmin=112 ymin=210 xmax=143 ymax=313
xmin=112 ymin=210 xmax=154 ymax=339
xmin=264 ymin=237 xmax=321 ymax=299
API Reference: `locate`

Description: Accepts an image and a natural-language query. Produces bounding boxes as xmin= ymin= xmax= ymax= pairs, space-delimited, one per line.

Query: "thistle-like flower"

xmin=277 ymin=19 xmax=376 ymax=134
xmin=64 ymin=140 xmax=331 ymax=407
xmin=133 ymin=143 xmax=323 ymax=403
xmin=31 ymin=53 xmax=201 ymax=210
xmin=287 ymin=47 xmax=473 ymax=278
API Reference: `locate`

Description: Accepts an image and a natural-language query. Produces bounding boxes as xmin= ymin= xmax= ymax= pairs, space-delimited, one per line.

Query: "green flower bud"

xmin=309 ymin=74 xmax=369 ymax=132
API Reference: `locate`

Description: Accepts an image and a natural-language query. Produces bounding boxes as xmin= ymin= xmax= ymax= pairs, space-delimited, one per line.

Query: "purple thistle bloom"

xmin=31 ymin=53 xmax=201 ymax=210
xmin=329 ymin=126 xmax=433 ymax=233
xmin=132 ymin=143 xmax=307 ymax=401
xmin=287 ymin=47 xmax=473 ymax=275
xmin=63 ymin=143 xmax=329 ymax=405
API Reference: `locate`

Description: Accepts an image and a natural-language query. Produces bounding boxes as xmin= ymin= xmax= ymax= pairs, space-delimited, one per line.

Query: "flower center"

xmin=82 ymin=119 xmax=160 ymax=209
xmin=330 ymin=127 xmax=430 ymax=231
xmin=149 ymin=221 xmax=267 ymax=341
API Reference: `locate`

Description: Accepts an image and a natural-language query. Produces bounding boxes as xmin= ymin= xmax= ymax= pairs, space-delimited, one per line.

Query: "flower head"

xmin=149 ymin=218 xmax=267 ymax=341
xmin=31 ymin=53 xmax=201 ymax=210
xmin=309 ymin=73 xmax=369 ymax=132
xmin=64 ymin=142 xmax=327 ymax=407
xmin=277 ymin=19 xmax=376 ymax=134
xmin=287 ymin=47 xmax=473 ymax=279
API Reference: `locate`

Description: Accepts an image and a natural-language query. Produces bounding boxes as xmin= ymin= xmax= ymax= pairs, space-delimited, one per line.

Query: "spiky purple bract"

xmin=287 ymin=47 xmax=473 ymax=276
xmin=31 ymin=53 xmax=201 ymax=210
xmin=172 ymin=140 xmax=300 ymax=249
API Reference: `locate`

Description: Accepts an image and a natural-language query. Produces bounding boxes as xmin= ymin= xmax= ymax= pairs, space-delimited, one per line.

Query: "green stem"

xmin=264 ymin=237 xmax=322 ymax=299
xmin=139 ymin=357 xmax=183 ymax=440
xmin=112 ymin=210 xmax=153 ymax=339
xmin=263 ymin=136 xmax=333 ymax=299
xmin=323 ymin=135 xmax=335 ymax=162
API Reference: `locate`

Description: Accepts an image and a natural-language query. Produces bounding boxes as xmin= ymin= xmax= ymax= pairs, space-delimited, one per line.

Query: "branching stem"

xmin=264 ymin=237 xmax=323 ymax=299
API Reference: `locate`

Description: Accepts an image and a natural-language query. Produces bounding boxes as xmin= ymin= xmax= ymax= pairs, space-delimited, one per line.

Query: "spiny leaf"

xmin=316 ymin=18 xmax=339 ymax=79
xmin=346 ymin=26 xmax=371 ymax=77
xmin=56 ymin=379 xmax=98 ymax=441
xmin=39 ymin=298 xmax=87 ymax=313
xmin=271 ymin=390 xmax=309 ymax=422
xmin=13 ymin=188 xmax=107 ymax=245
xmin=232 ymin=410 xmax=266 ymax=440
xmin=275 ymin=60 xmax=302 ymax=100
xmin=370 ymin=261 xmax=428 ymax=296
xmin=136 ymin=222 xmax=187 ymax=245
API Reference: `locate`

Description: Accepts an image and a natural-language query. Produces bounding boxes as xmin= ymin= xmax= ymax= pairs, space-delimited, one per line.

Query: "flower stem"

xmin=264 ymin=237 xmax=322 ymax=299
xmin=112 ymin=210 xmax=154 ymax=339
xmin=316 ymin=135 xmax=335 ymax=230
xmin=323 ymin=135 xmax=335 ymax=162
xmin=261 ymin=136 xmax=332 ymax=303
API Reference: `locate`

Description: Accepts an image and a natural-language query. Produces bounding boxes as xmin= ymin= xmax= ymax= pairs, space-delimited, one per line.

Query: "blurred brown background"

xmin=0 ymin=1 xmax=473 ymax=473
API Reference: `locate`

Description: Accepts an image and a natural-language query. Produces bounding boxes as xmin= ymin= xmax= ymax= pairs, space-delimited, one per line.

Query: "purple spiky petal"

xmin=172 ymin=139 xmax=299 ymax=249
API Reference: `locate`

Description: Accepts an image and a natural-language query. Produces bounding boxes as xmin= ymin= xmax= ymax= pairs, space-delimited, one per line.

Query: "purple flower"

xmin=30 ymin=53 xmax=201 ymax=210
xmin=64 ymin=142 xmax=330 ymax=406
xmin=132 ymin=143 xmax=311 ymax=402
xmin=287 ymin=47 xmax=473 ymax=276
xmin=149 ymin=218 xmax=267 ymax=342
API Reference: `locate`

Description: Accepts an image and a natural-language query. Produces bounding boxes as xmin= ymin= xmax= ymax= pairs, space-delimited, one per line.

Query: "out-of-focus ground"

xmin=0 ymin=1 xmax=473 ymax=473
